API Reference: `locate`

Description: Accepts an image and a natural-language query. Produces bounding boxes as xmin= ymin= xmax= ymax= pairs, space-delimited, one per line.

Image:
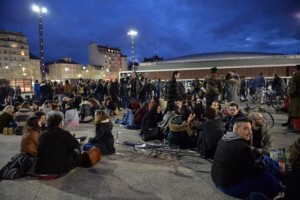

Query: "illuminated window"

xmin=20 ymin=51 xmax=25 ymax=56
xmin=11 ymin=44 xmax=17 ymax=48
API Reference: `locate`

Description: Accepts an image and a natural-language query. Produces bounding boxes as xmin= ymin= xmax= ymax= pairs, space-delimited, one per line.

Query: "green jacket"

xmin=203 ymin=74 xmax=222 ymax=96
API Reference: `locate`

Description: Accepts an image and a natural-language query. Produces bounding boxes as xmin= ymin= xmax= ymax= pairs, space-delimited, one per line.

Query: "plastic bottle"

xmin=282 ymin=148 xmax=287 ymax=164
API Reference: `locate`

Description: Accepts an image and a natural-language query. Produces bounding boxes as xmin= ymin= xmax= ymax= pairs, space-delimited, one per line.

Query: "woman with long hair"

xmin=64 ymin=101 xmax=79 ymax=127
xmin=20 ymin=116 xmax=42 ymax=157
xmin=82 ymin=110 xmax=115 ymax=155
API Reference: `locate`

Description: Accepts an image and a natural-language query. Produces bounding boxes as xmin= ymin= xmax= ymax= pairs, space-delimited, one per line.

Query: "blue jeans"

xmin=121 ymin=95 xmax=129 ymax=109
xmin=216 ymin=156 xmax=282 ymax=199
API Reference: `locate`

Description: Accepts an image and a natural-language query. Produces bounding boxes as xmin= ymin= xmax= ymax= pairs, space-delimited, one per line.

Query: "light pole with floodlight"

xmin=127 ymin=30 xmax=137 ymax=71
xmin=32 ymin=5 xmax=47 ymax=80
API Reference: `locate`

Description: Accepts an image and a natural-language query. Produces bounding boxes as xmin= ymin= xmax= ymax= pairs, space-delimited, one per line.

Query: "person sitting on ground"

xmin=64 ymin=101 xmax=80 ymax=127
xmin=83 ymin=110 xmax=115 ymax=155
xmin=79 ymin=97 xmax=93 ymax=123
xmin=89 ymin=98 xmax=101 ymax=118
xmin=249 ymin=112 xmax=272 ymax=156
xmin=197 ymin=107 xmax=224 ymax=159
xmin=159 ymin=103 xmax=177 ymax=138
xmin=140 ymin=103 xmax=163 ymax=139
xmin=35 ymin=114 xmax=80 ymax=178
xmin=46 ymin=104 xmax=65 ymax=127
xmin=211 ymin=118 xmax=282 ymax=199
xmin=131 ymin=102 xmax=149 ymax=129
xmin=40 ymin=100 xmax=52 ymax=114
xmin=0 ymin=105 xmax=15 ymax=135
xmin=34 ymin=111 xmax=46 ymax=131
xmin=30 ymin=101 xmax=40 ymax=113
xmin=168 ymin=105 xmax=196 ymax=149
xmin=224 ymin=102 xmax=247 ymax=132
xmin=14 ymin=102 xmax=34 ymax=135
xmin=20 ymin=116 xmax=42 ymax=157
xmin=104 ymin=96 xmax=118 ymax=116
xmin=211 ymin=100 xmax=223 ymax=119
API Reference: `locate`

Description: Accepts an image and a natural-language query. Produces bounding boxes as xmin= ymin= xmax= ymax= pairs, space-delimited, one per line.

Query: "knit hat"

xmin=211 ymin=67 xmax=218 ymax=73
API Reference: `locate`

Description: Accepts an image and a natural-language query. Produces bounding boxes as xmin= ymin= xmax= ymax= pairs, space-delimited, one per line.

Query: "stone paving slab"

xmin=0 ymin=104 xmax=299 ymax=200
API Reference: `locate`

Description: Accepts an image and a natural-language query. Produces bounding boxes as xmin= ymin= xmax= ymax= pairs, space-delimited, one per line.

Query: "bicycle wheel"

xmin=271 ymin=96 xmax=283 ymax=112
xmin=248 ymin=93 xmax=259 ymax=109
xmin=261 ymin=109 xmax=274 ymax=130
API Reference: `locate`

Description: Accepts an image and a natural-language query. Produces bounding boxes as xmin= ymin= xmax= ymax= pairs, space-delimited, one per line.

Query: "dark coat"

xmin=0 ymin=112 xmax=14 ymax=133
xmin=197 ymin=117 xmax=224 ymax=158
xmin=284 ymin=167 xmax=300 ymax=200
xmin=36 ymin=127 xmax=80 ymax=174
xmin=89 ymin=120 xmax=115 ymax=155
xmin=141 ymin=110 xmax=163 ymax=131
xmin=224 ymin=111 xmax=247 ymax=132
xmin=211 ymin=133 xmax=265 ymax=188
xmin=164 ymin=78 xmax=178 ymax=102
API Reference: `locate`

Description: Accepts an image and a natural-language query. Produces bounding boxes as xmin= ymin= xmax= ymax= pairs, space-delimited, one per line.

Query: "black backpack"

xmin=0 ymin=153 xmax=35 ymax=180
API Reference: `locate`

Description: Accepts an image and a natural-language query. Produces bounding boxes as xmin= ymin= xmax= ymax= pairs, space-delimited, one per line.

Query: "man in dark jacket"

xmin=164 ymin=71 xmax=180 ymax=114
xmin=36 ymin=114 xmax=80 ymax=176
xmin=211 ymin=118 xmax=282 ymax=199
xmin=224 ymin=102 xmax=247 ymax=132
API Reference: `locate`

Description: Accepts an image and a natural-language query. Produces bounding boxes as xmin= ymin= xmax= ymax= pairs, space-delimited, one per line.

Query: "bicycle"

xmin=121 ymin=141 xmax=212 ymax=173
xmin=244 ymin=103 xmax=275 ymax=130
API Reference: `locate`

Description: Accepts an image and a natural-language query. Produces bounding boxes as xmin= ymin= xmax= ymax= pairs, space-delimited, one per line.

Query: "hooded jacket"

xmin=211 ymin=131 xmax=266 ymax=188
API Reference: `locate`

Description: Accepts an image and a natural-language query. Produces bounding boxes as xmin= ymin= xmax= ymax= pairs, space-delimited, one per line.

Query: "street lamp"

xmin=32 ymin=4 xmax=47 ymax=80
xmin=127 ymin=30 xmax=137 ymax=71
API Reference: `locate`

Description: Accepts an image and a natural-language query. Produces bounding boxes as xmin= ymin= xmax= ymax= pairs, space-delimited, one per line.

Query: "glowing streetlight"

xmin=32 ymin=4 xmax=47 ymax=80
xmin=127 ymin=30 xmax=138 ymax=71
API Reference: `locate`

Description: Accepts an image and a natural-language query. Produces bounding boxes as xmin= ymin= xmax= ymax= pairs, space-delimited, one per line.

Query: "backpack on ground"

xmin=0 ymin=153 xmax=35 ymax=180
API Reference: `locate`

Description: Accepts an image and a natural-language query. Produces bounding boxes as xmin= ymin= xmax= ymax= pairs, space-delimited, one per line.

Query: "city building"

xmin=0 ymin=30 xmax=41 ymax=92
xmin=89 ymin=43 xmax=127 ymax=79
xmin=120 ymin=52 xmax=300 ymax=82
xmin=47 ymin=57 xmax=109 ymax=84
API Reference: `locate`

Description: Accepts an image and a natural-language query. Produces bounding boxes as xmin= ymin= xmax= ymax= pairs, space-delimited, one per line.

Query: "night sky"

xmin=1 ymin=0 xmax=300 ymax=64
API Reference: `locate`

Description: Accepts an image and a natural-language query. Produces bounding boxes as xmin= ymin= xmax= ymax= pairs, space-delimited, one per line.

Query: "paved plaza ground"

xmin=0 ymin=103 xmax=299 ymax=200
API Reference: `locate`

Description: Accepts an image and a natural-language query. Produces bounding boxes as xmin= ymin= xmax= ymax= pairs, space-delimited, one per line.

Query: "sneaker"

xmin=2 ymin=127 xmax=8 ymax=135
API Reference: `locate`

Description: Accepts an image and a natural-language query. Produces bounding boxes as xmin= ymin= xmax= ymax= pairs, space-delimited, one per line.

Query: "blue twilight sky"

xmin=1 ymin=0 xmax=300 ymax=64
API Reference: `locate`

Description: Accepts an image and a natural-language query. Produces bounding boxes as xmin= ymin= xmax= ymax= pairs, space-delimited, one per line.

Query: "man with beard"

xmin=249 ymin=112 xmax=272 ymax=156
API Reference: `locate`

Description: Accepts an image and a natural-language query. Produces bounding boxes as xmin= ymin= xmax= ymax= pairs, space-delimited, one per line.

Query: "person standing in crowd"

xmin=108 ymin=78 xmax=120 ymax=111
xmin=282 ymin=65 xmax=300 ymax=129
xmin=240 ymin=76 xmax=247 ymax=101
xmin=40 ymin=80 xmax=54 ymax=104
xmin=164 ymin=71 xmax=180 ymax=114
xmin=95 ymin=79 xmax=105 ymax=103
xmin=119 ymin=78 xmax=129 ymax=110
xmin=154 ymin=78 xmax=162 ymax=99
xmin=83 ymin=110 xmax=115 ymax=155
xmin=127 ymin=72 xmax=142 ymax=101
xmin=36 ymin=114 xmax=80 ymax=178
xmin=211 ymin=118 xmax=282 ymax=199
xmin=254 ymin=72 xmax=266 ymax=104
xmin=64 ymin=79 xmax=73 ymax=97
xmin=203 ymin=67 xmax=222 ymax=108
xmin=224 ymin=72 xmax=240 ymax=103
xmin=272 ymin=73 xmax=283 ymax=96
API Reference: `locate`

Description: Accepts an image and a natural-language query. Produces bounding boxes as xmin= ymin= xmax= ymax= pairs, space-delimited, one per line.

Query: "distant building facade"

xmin=120 ymin=52 xmax=300 ymax=81
xmin=89 ymin=43 xmax=127 ymax=79
xmin=47 ymin=57 xmax=108 ymax=82
xmin=0 ymin=30 xmax=41 ymax=92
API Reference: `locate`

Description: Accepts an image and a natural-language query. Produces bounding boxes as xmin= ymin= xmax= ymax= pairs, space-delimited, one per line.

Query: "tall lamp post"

xmin=32 ymin=5 xmax=47 ymax=80
xmin=127 ymin=30 xmax=137 ymax=72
